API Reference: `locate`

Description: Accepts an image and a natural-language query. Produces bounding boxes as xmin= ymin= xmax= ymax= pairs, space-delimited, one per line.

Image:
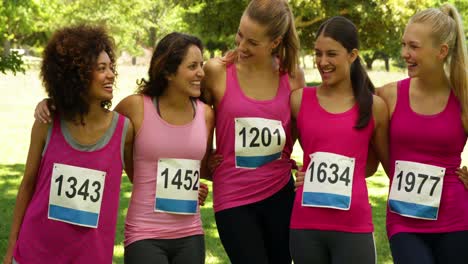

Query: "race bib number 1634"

xmin=302 ymin=152 xmax=355 ymax=210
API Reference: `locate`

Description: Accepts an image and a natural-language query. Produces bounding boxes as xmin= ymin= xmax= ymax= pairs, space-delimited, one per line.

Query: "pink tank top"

xmin=125 ymin=95 xmax=206 ymax=246
xmin=14 ymin=113 xmax=126 ymax=264
xmin=290 ymin=87 xmax=375 ymax=233
xmin=213 ymin=63 xmax=293 ymax=212
xmin=387 ymin=78 xmax=468 ymax=238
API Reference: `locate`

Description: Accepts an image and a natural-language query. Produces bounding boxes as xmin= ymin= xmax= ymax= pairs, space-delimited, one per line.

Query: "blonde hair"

xmin=410 ymin=3 xmax=468 ymax=124
xmin=224 ymin=0 xmax=299 ymax=76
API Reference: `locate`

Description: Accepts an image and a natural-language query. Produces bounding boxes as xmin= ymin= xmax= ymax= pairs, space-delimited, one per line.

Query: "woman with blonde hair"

xmin=377 ymin=4 xmax=468 ymax=263
xmin=203 ymin=0 xmax=304 ymax=263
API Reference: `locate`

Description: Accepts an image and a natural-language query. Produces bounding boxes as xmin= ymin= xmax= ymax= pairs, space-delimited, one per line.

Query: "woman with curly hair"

xmin=3 ymin=25 xmax=134 ymax=264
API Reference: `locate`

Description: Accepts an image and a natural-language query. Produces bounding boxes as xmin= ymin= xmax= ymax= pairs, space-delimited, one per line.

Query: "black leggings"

xmin=124 ymin=235 xmax=205 ymax=264
xmin=290 ymin=229 xmax=376 ymax=264
xmin=214 ymin=177 xmax=295 ymax=264
xmin=390 ymin=231 xmax=468 ymax=264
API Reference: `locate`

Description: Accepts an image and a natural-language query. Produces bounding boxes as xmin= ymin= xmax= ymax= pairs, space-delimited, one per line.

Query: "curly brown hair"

xmin=41 ymin=24 xmax=116 ymax=122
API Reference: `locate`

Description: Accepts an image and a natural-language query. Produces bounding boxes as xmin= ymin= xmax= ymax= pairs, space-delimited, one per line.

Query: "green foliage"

xmin=181 ymin=0 xmax=248 ymax=55
xmin=0 ymin=51 xmax=25 ymax=75
xmin=291 ymin=0 xmax=434 ymax=70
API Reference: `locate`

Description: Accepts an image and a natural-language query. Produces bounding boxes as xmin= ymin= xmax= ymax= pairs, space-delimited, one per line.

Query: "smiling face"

xmin=235 ymin=15 xmax=281 ymax=63
xmin=167 ymin=45 xmax=205 ymax=98
xmin=87 ymin=51 xmax=115 ymax=103
xmin=314 ymin=34 xmax=357 ymax=88
xmin=401 ymin=22 xmax=444 ymax=78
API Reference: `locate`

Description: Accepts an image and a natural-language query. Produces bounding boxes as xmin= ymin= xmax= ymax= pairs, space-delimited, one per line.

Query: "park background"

xmin=1 ymin=0 xmax=468 ymax=263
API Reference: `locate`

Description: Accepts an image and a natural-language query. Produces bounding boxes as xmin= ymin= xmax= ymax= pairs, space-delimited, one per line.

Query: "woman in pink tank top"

xmin=377 ymin=4 xmax=468 ymax=264
xmin=115 ymin=33 xmax=214 ymax=264
xmin=289 ymin=17 xmax=389 ymax=264
xmin=4 ymin=25 xmax=134 ymax=264
xmin=202 ymin=1 xmax=305 ymax=263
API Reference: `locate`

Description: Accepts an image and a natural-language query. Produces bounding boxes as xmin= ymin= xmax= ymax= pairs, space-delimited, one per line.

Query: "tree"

xmin=179 ymin=0 xmax=248 ymax=57
xmin=291 ymin=0 xmax=434 ymax=71
xmin=0 ymin=0 xmax=49 ymax=74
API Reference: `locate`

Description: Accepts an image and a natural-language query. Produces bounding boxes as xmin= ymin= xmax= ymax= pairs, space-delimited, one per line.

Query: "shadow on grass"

xmin=0 ymin=164 xmax=25 ymax=257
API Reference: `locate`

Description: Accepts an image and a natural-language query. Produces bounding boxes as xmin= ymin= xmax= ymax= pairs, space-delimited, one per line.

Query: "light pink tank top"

xmin=124 ymin=95 xmax=206 ymax=246
xmin=290 ymin=87 xmax=375 ymax=233
xmin=213 ymin=63 xmax=294 ymax=212
xmin=387 ymin=78 xmax=468 ymax=238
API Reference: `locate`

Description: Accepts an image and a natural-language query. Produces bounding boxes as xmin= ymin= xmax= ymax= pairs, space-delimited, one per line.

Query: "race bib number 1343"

xmin=48 ymin=163 xmax=105 ymax=228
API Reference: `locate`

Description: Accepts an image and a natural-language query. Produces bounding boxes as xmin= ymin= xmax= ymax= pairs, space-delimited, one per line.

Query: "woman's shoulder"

xmin=204 ymin=57 xmax=226 ymax=75
xmin=288 ymin=65 xmax=305 ymax=91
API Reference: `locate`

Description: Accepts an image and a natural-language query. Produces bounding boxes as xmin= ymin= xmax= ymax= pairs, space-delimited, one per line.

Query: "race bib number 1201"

xmin=234 ymin=117 xmax=286 ymax=169
xmin=48 ymin=163 xmax=105 ymax=228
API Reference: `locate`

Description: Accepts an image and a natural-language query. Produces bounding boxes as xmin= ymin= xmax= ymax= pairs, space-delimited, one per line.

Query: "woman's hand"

xmin=208 ymin=153 xmax=223 ymax=175
xmin=34 ymin=98 xmax=54 ymax=123
xmin=294 ymin=167 xmax=304 ymax=191
xmin=456 ymin=166 xmax=468 ymax=190
xmin=198 ymin=183 xmax=209 ymax=206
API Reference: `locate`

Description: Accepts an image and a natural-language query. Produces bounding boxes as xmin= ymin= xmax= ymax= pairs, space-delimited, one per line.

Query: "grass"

xmin=1 ymin=65 xmax=465 ymax=263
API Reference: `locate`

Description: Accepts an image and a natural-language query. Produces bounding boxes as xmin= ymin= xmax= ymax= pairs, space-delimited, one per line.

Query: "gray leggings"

xmin=124 ymin=235 xmax=205 ymax=264
xmin=290 ymin=229 xmax=376 ymax=264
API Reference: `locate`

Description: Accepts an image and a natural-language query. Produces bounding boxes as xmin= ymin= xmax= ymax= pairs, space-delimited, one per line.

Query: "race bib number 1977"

xmin=388 ymin=160 xmax=445 ymax=220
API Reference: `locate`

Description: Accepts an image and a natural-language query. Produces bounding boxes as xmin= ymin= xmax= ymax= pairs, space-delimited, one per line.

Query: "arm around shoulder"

xmin=201 ymin=58 xmax=225 ymax=106
xmin=290 ymin=66 xmax=306 ymax=91
xmin=376 ymin=81 xmax=398 ymax=117
xmin=123 ymin=119 xmax=134 ymax=183
xmin=371 ymin=95 xmax=390 ymax=176
xmin=201 ymin=103 xmax=215 ymax=180
xmin=114 ymin=94 xmax=144 ymax=131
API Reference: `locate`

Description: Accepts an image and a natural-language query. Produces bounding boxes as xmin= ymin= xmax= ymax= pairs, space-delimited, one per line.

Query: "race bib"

xmin=302 ymin=152 xmax=355 ymax=210
xmin=234 ymin=117 xmax=286 ymax=169
xmin=155 ymin=158 xmax=200 ymax=215
xmin=388 ymin=160 xmax=445 ymax=220
xmin=48 ymin=163 xmax=105 ymax=228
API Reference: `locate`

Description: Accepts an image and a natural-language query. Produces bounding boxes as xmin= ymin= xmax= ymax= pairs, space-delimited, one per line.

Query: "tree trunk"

xmin=384 ymin=57 xmax=390 ymax=72
xmin=148 ymin=27 xmax=157 ymax=47
xmin=301 ymin=54 xmax=306 ymax=69
xmin=365 ymin=59 xmax=373 ymax=70
xmin=3 ymin=39 xmax=11 ymax=56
